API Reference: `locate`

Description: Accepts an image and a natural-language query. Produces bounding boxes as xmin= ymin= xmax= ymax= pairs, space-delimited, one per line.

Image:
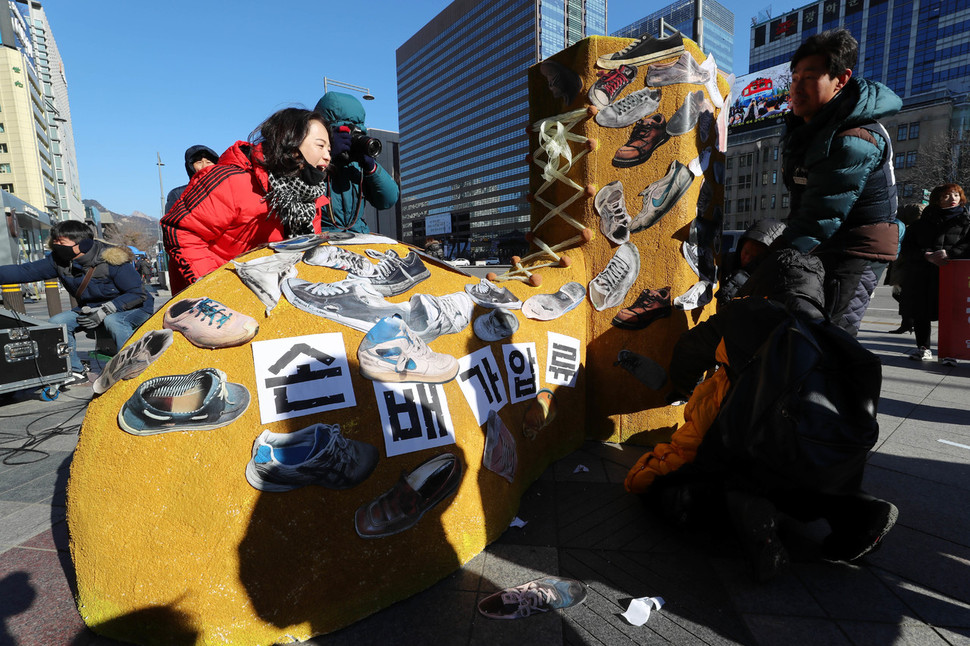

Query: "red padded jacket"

xmin=161 ymin=141 xmax=329 ymax=294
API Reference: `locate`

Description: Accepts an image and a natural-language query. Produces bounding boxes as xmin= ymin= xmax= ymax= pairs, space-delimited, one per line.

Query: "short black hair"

xmin=791 ymin=28 xmax=858 ymax=77
xmin=48 ymin=220 xmax=94 ymax=248
xmin=251 ymin=107 xmax=330 ymax=177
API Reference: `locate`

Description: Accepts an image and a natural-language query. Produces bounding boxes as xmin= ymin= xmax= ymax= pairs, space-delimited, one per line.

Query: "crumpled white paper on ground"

xmin=621 ymin=596 xmax=665 ymax=626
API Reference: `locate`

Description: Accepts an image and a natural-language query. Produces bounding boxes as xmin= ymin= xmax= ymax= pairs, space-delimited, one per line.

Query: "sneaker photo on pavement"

xmin=246 ymin=423 xmax=379 ymax=492
xmin=358 ymin=315 xmax=459 ymax=384
xmin=478 ymin=576 xmax=588 ymax=619
xmin=163 ymin=297 xmax=259 ymax=349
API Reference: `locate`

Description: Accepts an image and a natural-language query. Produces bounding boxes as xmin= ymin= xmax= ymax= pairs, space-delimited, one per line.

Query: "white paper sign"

xmin=373 ymin=381 xmax=456 ymax=458
xmin=622 ymin=596 xmax=665 ymax=626
xmin=251 ymin=333 xmax=356 ymax=424
xmin=456 ymin=346 xmax=507 ymax=426
xmin=546 ymin=331 xmax=581 ymax=387
xmin=503 ymin=342 xmax=539 ymax=404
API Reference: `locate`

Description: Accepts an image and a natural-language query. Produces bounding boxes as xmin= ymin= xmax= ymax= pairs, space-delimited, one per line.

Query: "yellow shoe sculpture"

xmin=69 ymin=35 xmax=729 ymax=645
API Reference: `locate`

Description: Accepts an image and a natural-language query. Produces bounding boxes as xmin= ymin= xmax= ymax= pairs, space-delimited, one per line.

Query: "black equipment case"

xmin=0 ymin=307 xmax=71 ymax=395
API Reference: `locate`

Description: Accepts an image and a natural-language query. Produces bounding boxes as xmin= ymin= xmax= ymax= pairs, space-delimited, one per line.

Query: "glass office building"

xmin=747 ymin=0 xmax=970 ymax=99
xmin=612 ymin=0 xmax=735 ymax=74
xmin=396 ymin=0 xmax=605 ymax=256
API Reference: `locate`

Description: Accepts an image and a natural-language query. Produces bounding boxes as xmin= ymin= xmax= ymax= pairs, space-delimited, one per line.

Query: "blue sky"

xmin=44 ymin=0 xmax=776 ymax=217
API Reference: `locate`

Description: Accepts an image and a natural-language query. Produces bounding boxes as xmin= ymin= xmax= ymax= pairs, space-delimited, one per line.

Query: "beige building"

xmin=723 ymin=93 xmax=970 ymax=232
xmin=0 ymin=44 xmax=56 ymax=214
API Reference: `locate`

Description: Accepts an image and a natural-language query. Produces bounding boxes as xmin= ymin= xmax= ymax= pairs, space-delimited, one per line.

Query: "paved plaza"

xmin=0 ymin=284 xmax=968 ymax=645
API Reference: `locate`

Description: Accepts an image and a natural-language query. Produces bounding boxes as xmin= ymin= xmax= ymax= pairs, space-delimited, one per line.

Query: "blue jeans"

xmin=49 ymin=308 xmax=152 ymax=372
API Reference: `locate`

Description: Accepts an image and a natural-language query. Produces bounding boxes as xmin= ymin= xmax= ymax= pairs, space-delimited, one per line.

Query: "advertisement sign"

xmin=425 ymin=213 xmax=452 ymax=236
xmin=727 ymin=61 xmax=792 ymax=134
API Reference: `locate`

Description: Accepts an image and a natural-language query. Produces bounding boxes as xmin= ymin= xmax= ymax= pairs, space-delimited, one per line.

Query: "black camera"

xmin=335 ymin=126 xmax=382 ymax=166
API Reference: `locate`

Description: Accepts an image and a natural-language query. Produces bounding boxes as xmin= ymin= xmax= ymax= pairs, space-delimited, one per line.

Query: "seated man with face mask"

xmin=0 ymin=220 xmax=154 ymax=385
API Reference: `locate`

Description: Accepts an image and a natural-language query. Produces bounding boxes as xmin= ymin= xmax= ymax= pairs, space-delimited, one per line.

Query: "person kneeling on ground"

xmin=0 ymin=220 xmax=154 ymax=385
xmin=716 ymin=217 xmax=786 ymax=307
xmin=625 ymin=249 xmax=897 ymax=582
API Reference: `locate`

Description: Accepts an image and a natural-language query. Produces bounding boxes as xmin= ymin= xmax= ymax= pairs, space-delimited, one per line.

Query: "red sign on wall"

xmin=938 ymin=260 xmax=970 ymax=360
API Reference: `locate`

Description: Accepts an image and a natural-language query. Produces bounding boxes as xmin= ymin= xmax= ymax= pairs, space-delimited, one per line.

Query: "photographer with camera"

xmin=314 ymin=91 xmax=400 ymax=234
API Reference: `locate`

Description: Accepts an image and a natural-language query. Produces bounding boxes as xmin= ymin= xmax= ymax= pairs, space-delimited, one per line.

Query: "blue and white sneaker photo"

xmin=246 ymin=423 xmax=379 ymax=492
xmin=357 ymin=315 xmax=459 ymax=384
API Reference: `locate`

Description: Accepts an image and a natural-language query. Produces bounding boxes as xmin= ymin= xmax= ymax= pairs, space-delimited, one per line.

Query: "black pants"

xmin=815 ymin=251 xmax=871 ymax=336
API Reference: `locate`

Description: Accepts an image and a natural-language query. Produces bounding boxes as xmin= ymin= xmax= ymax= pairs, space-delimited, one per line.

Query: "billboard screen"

xmin=727 ymin=62 xmax=792 ymax=134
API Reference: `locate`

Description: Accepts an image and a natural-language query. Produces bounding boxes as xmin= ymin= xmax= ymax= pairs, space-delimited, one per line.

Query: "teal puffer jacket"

xmin=781 ymin=78 xmax=902 ymax=259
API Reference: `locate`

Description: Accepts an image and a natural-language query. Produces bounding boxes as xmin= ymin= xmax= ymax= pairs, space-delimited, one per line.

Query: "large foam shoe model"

xmin=478 ymin=576 xmax=588 ymax=619
xmin=594 ymin=181 xmax=631 ymax=244
xmin=358 ymin=315 xmax=459 ymax=384
xmin=594 ymin=87 xmax=662 ymax=128
xmin=473 ymin=309 xmax=520 ymax=342
xmin=245 ymin=424 xmax=379 ymax=493
xmin=355 ymin=452 xmax=463 ymax=538
xmin=614 ymin=349 xmax=667 ymax=390
xmin=667 ymin=90 xmax=712 ymax=137
xmin=303 ymin=245 xmax=376 ymax=276
xmin=673 ymin=280 xmax=713 ymax=310
xmin=281 ymin=276 xmax=407 ymax=332
xmin=630 ymin=161 xmax=694 ymax=233
xmin=588 ymin=65 xmax=636 ymax=108
xmin=589 ymin=242 xmax=640 ymax=311
xmin=522 ymin=282 xmax=586 ymax=321
xmin=163 ymin=298 xmax=259 ymax=349
xmin=597 ymin=31 xmax=684 ymax=69
xmin=483 ymin=410 xmax=516 ymax=483
xmin=232 ymin=252 xmax=302 ymax=316
xmin=406 ymin=291 xmax=475 ymax=343
xmin=611 ymin=287 xmax=672 ymax=330
xmin=366 ymin=249 xmax=431 ymax=296
xmin=93 ymin=329 xmax=174 ymax=395
xmin=612 ymin=114 xmax=670 ymax=168
xmin=118 ymin=368 xmax=250 ymax=436
xmin=646 ymin=50 xmax=712 ymax=87
xmin=464 ymin=278 xmax=523 ymax=309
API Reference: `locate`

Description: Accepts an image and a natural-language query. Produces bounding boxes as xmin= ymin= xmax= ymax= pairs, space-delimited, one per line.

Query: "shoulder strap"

xmin=75 ymin=266 xmax=96 ymax=300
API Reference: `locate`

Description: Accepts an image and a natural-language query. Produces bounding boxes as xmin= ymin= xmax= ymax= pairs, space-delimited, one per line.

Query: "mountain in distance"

xmin=82 ymin=199 xmax=162 ymax=252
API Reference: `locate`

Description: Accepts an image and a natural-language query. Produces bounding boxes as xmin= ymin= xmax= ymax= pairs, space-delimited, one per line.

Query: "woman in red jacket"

xmin=162 ymin=108 xmax=332 ymax=293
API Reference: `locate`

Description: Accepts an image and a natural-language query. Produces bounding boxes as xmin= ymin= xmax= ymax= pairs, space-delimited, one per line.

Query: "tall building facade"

xmin=396 ymin=0 xmax=605 ymax=256
xmin=723 ymin=0 xmax=970 ymax=231
xmin=0 ymin=0 xmax=81 ymax=224
xmin=30 ymin=1 xmax=84 ymax=222
xmin=747 ymin=0 xmax=970 ymax=98
xmin=612 ymin=0 xmax=735 ymax=74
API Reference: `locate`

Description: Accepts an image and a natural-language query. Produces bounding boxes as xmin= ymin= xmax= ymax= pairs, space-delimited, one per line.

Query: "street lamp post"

xmin=323 ymin=77 xmax=375 ymax=101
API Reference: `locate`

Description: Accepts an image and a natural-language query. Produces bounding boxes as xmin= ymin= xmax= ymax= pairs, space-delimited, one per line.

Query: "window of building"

xmin=771 ymin=194 xmax=776 ymax=208
xmin=773 ymin=146 xmax=779 ymax=161
xmin=782 ymin=193 xmax=790 ymax=208
xmin=737 ymin=198 xmax=746 ymax=212
xmin=762 ymin=171 xmax=768 ymax=186
xmin=897 ymin=124 xmax=908 ymax=141
xmin=906 ymin=151 xmax=917 ymax=167
xmin=0 ymin=164 xmax=10 ymax=173
xmin=909 ymin=122 xmax=920 ymax=139
xmin=738 ymin=174 xmax=752 ymax=190
xmin=0 ymin=183 xmax=12 ymax=193
xmin=772 ymin=170 xmax=777 ymax=184
xmin=724 ymin=200 xmax=731 ymax=214
xmin=0 ymin=143 xmax=7 ymax=153
xmin=760 ymin=195 xmax=767 ymax=209
xmin=894 ymin=153 xmax=905 ymax=168
xmin=726 ymin=157 xmax=733 ymax=169
xmin=0 ymin=123 xmax=5 ymax=133
xmin=762 ymin=148 xmax=770 ymax=162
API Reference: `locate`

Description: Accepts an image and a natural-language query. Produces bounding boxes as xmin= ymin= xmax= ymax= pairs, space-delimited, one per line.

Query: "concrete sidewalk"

xmin=1 ymin=284 xmax=968 ymax=645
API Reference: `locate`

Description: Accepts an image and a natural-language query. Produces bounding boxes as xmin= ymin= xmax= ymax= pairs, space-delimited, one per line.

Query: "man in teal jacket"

xmin=314 ymin=92 xmax=400 ymax=234
xmin=777 ymin=29 xmax=902 ymax=334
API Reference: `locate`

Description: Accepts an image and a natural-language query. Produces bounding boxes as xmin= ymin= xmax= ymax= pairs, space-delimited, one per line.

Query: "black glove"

xmin=77 ymin=301 xmax=117 ymax=329
xmin=331 ymin=127 xmax=353 ymax=161
xmin=361 ymin=155 xmax=377 ymax=174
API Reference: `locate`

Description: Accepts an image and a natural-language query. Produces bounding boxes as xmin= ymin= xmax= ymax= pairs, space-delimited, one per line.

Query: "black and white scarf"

xmin=265 ymin=171 xmax=327 ymax=237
